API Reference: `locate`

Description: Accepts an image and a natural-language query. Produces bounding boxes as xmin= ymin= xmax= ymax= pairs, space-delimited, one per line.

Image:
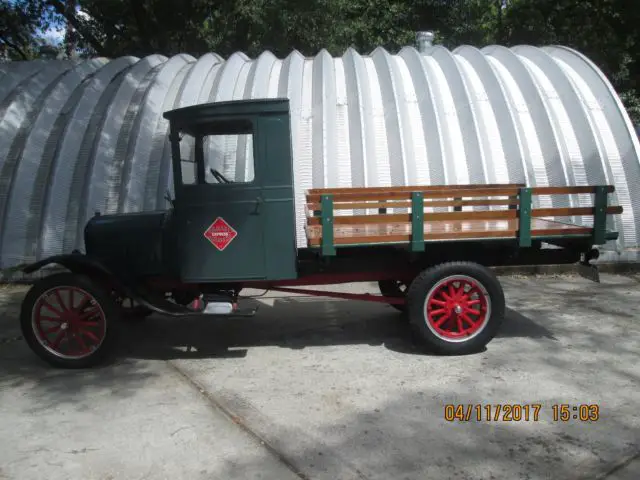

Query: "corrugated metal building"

xmin=1 ymin=41 xmax=639 ymax=270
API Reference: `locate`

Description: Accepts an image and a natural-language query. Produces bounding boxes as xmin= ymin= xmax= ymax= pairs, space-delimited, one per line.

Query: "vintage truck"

xmin=17 ymin=99 xmax=622 ymax=368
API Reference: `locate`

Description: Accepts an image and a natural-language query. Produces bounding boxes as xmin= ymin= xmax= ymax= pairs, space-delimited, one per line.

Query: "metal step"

xmin=133 ymin=294 xmax=258 ymax=318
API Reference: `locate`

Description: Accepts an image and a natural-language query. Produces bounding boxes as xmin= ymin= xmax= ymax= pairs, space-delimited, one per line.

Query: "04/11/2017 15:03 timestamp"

xmin=444 ymin=404 xmax=600 ymax=422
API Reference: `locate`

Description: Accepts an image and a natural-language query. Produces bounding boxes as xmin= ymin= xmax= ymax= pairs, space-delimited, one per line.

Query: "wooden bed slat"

xmin=531 ymin=185 xmax=615 ymax=195
xmin=307 ymin=209 xmax=518 ymax=226
xmin=306 ymin=186 xmax=520 ymax=203
xmin=306 ymin=183 xmax=525 ymax=195
xmin=303 ymin=183 xmax=621 ymax=250
xmin=305 ymin=218 xmax=591 ymax=246
xmin=306 ymin=198 xmax=518 ymax=210
xmin=531 ymin=206 xmax=623 ymax=217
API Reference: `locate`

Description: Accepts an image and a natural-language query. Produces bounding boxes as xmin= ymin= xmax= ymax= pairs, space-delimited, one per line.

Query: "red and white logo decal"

xmin=203 ymin=217 xmax=238 ymax=251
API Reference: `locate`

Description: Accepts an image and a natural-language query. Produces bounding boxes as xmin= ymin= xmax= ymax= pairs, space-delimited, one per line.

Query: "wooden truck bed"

xmin=304 ymin=183 xmax=622 ymax=255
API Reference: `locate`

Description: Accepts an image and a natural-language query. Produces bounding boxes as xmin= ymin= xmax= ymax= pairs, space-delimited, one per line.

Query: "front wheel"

xmin=20 ymin=272 xmax=119 ymax=368
xmin=406 ymin=262 xmax=505 ymax=355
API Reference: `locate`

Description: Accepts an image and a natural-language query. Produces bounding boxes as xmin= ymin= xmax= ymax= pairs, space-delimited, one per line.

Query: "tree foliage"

xmin=1 ymin=0 xmax=639 ymax=121
xmin=0 ymin=0 xmax=56 ymax=59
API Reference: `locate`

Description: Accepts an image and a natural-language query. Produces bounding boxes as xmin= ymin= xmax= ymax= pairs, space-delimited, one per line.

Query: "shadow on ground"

xmin=206 ymin=386 xmax=640 ymax=480
xmin=1 ymin=276 xmax=639 ymax=480
xmin=0 ymin=287 xmax=156 ymax=410
xmin=116 ymin=296 xmax=555 ymax=362
xmin=0 ymin=285 xmax=555 ymax=406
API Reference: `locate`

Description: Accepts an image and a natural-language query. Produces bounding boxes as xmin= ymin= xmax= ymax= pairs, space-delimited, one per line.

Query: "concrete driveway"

xmin=1 ymin=272 xmax=639 ymax=480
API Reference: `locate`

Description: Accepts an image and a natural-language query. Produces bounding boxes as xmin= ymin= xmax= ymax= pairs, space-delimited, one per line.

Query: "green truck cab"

xmin=83 ymin=99 xmax=298 ymax=283
xmin=16 ymin=99 xmax=622 ymax=369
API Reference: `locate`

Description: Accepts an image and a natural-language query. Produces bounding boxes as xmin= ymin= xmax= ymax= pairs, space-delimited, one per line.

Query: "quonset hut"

xmin=1 ymin=38 xmax=640 ymax=271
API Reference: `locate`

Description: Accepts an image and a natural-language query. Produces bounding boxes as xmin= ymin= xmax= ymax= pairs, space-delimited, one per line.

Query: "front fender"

xmin=23 ymin=253 xmax=111 ymax=276
xmin=21 ymin=253 xmax=137 ymax=298
xmin=21 ymin=254 xmax=179 ymax=317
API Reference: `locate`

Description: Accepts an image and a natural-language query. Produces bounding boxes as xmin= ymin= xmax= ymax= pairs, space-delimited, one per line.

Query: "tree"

xmin=1 ymin=0 xmax=638 ymax=122
xmin=0 ymin=0 xmax=50 ymax=60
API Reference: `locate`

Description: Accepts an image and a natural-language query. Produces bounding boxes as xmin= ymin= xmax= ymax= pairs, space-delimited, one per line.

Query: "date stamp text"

xmin=444 ymin=403 xmax=600 ymax=422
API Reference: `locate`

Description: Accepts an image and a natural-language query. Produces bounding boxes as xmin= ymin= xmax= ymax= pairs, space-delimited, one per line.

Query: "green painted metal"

xmin=258 ymin=114 xmax=298 ymax=280
xmin=162 ymin=99 xmax=298 ymax=282
xmin=84 ymin=211 xmax=167 ymax=277
xmin=321 ymin=194 xmax=336 ymax=256
xmin=163 ymin=99 xmax=291 ymax=135
xmin=411 ymin=192 xmax=425 ymax=252
xmin=518 ymin=187 xmax=532 ymax=247
xmin=593 ymin=186 xmax=609 ymax=245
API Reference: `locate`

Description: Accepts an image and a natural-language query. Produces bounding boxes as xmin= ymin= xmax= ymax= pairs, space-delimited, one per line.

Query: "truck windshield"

xmin=178 ymin=131 xmax=255 ymax=185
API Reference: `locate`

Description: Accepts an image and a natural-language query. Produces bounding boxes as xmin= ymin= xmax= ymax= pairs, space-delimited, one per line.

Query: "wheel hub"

xmin=423 ymin=275 xmax=492 ymax=343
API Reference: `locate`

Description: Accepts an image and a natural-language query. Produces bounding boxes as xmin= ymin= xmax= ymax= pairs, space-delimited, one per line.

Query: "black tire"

xmin=378 ymin=279 xmax=409 ymax=314
xmin=20 ymin=272 xmax=119 ymax=369
xmin=406 ymin=262 xmax=505 ymax=355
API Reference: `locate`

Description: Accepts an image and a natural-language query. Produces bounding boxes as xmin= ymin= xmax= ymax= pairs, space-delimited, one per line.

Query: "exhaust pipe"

xmin=416 ymin=31 xmax=435 ymax=53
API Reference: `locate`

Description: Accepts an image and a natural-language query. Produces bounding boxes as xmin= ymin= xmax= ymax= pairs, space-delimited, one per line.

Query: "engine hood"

xmin=84 ymin=210 xmax=169 ymax=276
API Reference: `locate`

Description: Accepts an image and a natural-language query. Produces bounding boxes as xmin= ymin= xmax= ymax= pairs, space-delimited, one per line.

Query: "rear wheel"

xmin=20 ymin=272 xmax=119 ymax=368
xmin=378 ymin=279 xmax=409 ymax=313
xmin=406 ymin=262 xmax=505 ymax=355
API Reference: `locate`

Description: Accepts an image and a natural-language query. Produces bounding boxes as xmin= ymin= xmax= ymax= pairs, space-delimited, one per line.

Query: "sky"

xmin=8 ymin=0 xmax=91 ymax=47
xmin=42 ymin=25 xmax=66 ymax=45
xmin=7 ymin=0 xmax=63 ymax=44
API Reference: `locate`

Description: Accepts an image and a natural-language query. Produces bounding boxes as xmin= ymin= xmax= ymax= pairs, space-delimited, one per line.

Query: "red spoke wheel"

xmin=406 ymin=262 xmax=505 ymax=355
xmin=20 ymin=273 xmax=118 ymax=368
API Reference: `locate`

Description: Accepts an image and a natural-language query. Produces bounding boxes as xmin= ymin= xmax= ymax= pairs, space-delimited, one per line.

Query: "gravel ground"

xmin=0 ymin=273 xmax=639 ymax=480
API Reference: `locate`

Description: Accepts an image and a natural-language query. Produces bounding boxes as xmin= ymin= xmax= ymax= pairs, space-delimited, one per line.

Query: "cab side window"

xmin=177 ymin=118 xmax=255 ymax=186
xmin=179 ymin=134 xmax=197 ymax=185
xmin=204 ymin=132 xmax=255 ymax=184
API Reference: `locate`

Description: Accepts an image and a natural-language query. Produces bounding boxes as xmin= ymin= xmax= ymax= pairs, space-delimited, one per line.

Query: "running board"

xmin=131 ymin=295 xmax=258 ymax=318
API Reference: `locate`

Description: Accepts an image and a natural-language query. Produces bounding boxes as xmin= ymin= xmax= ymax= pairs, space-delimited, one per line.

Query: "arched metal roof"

xmin=0 ymin=45 xmax=639 ymax=269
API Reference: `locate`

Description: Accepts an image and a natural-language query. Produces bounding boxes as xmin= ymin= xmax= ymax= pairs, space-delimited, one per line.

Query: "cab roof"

xmin=163 ymin=98 xmax=290 ymax=130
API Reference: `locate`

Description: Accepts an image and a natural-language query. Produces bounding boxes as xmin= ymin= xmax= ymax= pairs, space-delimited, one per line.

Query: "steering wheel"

xmin=210 ymin=167 xmax=231 ymax=184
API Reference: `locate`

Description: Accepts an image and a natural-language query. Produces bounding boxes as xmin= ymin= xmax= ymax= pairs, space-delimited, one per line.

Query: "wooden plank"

xmin=307 ymin=183 xmax=525 ymax=195
xmin=531 ymin=185 xmax=615 ymax=195
xmin=306 ymin=208 xmax=517 ymax=226
xmin=306 ymin=203 xmax=623 ymax=216
xmin=306 ymin=186 xmax=520 ymax=203
xmin=531 ymin=226 xmax=592 ymax=236
xmin=531 ymin=205 xmax=623 ymax=217
xmin=307 ymin=229 xmax=518 ymax=246
xmin=305 ymin=218 xmax=592 ymax=247
xmin=306 ymin=184 xmax=615 ymax=200
xmin=306 ymin=198 xmax=518 ymax=210
xmin=303 ymin=183 xmax=622 ymax=249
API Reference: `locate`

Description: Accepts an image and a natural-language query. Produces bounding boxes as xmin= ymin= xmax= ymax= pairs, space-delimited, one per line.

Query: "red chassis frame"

xmin=144 ymin=269 xmax=416 ymax=306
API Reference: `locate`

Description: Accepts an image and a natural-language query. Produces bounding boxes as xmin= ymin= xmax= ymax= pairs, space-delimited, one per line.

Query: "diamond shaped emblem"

xmin=204 ymin=217 xmax=238 ymax=251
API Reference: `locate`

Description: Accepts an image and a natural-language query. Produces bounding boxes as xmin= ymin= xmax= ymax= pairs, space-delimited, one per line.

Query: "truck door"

xmin=172 ymin=118 xmax=267 ymax=282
